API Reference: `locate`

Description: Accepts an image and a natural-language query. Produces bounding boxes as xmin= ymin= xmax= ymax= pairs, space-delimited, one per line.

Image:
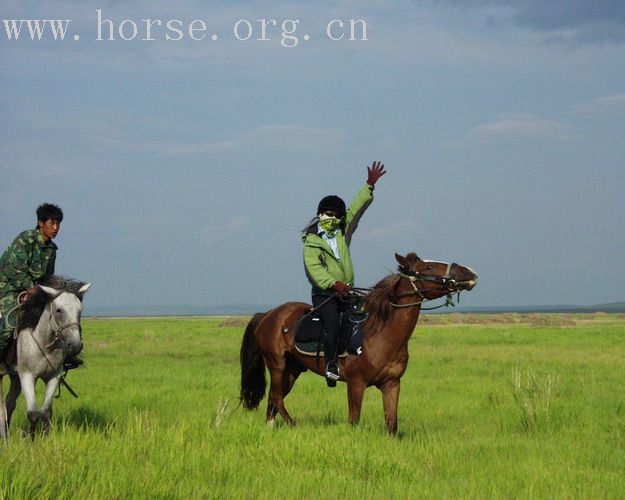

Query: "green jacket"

xmin=303 ymin=184 xmax=374 ymax=294
xmin=0 ymin=229 xmax=57 ymax=298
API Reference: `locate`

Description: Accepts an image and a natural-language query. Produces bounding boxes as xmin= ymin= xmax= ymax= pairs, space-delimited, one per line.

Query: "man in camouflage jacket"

xmin=0 ymin=203 xmax=62 ymax=357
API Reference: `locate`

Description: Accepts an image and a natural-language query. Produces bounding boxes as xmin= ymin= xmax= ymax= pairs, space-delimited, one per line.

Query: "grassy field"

xmin=1 ymin=313 xmax=624 ymax=499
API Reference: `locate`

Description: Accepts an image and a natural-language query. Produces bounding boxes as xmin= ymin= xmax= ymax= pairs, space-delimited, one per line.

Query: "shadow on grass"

xmin=60 ymin=405 xmax=115 ymax=432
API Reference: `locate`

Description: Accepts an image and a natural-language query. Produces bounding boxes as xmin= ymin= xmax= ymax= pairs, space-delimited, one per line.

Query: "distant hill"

xmin=454 ymin=301 xmax=625 ymax=314
xmin=586 ymin=301 xmax=625 ymax=312
xmin=86 ymin=300 xmax=625 ymax=317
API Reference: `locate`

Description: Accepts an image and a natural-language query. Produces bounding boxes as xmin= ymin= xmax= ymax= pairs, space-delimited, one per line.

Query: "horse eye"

xmin=56 ymin=308 xmax=62 ymax=313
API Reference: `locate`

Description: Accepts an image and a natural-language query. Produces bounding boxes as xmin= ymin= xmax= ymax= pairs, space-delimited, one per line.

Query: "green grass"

xmin=1 ymin=314 xmax=624 ymax=499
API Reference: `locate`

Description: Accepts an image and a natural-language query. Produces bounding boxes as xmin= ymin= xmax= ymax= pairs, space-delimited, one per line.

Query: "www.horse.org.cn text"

xmin=2 ymin=10 xmax=369 ymax=48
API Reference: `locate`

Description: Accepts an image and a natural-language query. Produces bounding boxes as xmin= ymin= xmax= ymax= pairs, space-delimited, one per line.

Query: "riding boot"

xmin=324 ymin=334 xmax=340 ymax=385
xmin=63 ymin=354 xmax=84 ymax=371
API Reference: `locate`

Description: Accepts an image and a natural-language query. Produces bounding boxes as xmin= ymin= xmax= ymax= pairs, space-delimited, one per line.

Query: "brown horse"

xmin=240 ymin=252 xmax=478 ymax=434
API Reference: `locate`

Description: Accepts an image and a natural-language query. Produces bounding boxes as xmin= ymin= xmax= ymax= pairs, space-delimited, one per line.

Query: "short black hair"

xmin=36 ymin=203 xmax=64 ymax=224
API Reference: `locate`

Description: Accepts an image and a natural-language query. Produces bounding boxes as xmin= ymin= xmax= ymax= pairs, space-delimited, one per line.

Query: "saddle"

xmin=294 ymin=301 xmax=367 ymax=357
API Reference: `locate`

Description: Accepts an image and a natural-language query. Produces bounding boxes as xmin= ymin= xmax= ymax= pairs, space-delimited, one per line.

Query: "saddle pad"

xmin=294 ymin=340 xmax=348 ymax=358
xmin=294 ymin=308 xmax=364 ymax=357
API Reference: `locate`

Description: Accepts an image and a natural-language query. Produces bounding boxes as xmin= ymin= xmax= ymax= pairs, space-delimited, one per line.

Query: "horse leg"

xmin=347 ymin=379 xmax=366 ymax=427
xmin=282 ymin=357 xmax=303 ymax=399
xmin=266 ymin=364 xmax=294 ymax=427
xmin=40 ymin=377 xmax=60 ymax=434
xmin=19 ymin=373 xmax=40 ymax=437
xmin=5 ymin=374 xmax=21 ymax=427
xmin=269 ymin=358 xmax=306 ymax=425
xmin=270 ymin=358 xmax=304 ymax=426
xmin=380 ymin=379 xmax=401 ymax=435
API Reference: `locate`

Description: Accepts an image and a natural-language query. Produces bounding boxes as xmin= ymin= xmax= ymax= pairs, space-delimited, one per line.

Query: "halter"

xmin=390 ymin=263 xmax=461 ymax=309
xmin=45 ymin=310 xmax=82 ymax=349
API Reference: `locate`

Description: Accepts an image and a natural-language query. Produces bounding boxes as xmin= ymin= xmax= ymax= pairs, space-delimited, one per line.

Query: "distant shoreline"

xmin=85 ymin=302 xmax=625 ymax=318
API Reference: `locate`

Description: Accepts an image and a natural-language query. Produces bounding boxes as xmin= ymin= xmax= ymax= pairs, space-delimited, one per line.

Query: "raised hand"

xmin=366 ymin=161 xmax=387 ymax=186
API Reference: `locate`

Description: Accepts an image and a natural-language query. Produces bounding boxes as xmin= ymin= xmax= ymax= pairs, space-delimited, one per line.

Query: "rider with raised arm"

xmin=302 ymin=162 xmax=386 ymax=384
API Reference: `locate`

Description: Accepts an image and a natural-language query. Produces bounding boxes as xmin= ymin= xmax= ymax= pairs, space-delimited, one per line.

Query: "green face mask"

xmin=319 ymin=216 xmax=341 ymax=236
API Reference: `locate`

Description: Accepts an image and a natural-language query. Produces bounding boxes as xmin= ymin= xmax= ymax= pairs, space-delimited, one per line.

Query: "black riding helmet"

xmin=317 ymin=195 xmax=346 ymax=217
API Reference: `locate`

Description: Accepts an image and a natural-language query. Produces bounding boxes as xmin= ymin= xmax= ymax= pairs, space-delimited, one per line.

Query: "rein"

xmin=282 ymin=263 xmax=466 ymax=333
xmin=21 ymin=305 xmax=81 ymax=399
xmin=46 ymin=312 xmax=81 ymax=349
xmin=389 ymin=263 xmax=464 ymax=310
xmin=354 ymin=264 xmax=464 ymax=310
xmin=27 ymin=327 xmax=79 ymax=398
xmin=281 ymin=294 xmax=336 ymax=334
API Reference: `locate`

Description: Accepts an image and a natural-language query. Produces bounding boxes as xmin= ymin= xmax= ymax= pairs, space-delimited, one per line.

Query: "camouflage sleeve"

xmin=45 ymin=251 xmax=56 ymax=281
xmin=4 ymin=235 xmax=35 ymax=290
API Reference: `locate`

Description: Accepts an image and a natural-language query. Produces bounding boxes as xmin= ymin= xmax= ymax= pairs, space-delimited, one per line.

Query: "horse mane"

xmin=363 ymin=273 xmax=401 ymax=335
xmin=17 ymin=276 xmax=86 ymax=331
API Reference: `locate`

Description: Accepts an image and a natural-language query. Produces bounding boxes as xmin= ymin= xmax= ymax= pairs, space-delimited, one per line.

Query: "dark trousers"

xmin=312 ymin=294 xmax=349 ymax=364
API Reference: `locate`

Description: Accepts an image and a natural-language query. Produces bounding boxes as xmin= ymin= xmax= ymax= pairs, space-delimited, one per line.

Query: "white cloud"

xmin=198 ymin=215 xmax=251 ymax=243
xmin=163 ymin=125 xmax=348 ymax=156
xmin=573 ymin=93 xmax=625 ymax=115
xmin=88 ymin=124 xmax=347 ymax=156
xmin=451 ymin=113 xmax=572 ymax=147
xmin=3 ymin=106 xmax=348 ymax=158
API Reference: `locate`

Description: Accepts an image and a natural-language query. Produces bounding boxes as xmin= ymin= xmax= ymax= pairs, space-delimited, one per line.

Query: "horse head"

xmin=395 ymin=252 xmax=478 ymax=301
xmin=39 ymin=282 xmax=92 ymax=356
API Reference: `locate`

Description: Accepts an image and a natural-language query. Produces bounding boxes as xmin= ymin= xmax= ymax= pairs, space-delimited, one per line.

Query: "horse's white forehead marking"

xmin=53 ymin=292 xmax=82 ymax=311
xmin=420 ymin=261 xmax=477 ymax=277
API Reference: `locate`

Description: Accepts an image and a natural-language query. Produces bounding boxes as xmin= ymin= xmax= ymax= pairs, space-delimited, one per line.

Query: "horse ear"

xmin=406 ymin=252 xmax=420 ymax=262
xmin=39 ymin=285 xmax=61 ymax=298
xmin=395 ymin=253 xmax=409 ymax=268
xmin=78 ymin=283 xmax=92 ymax=295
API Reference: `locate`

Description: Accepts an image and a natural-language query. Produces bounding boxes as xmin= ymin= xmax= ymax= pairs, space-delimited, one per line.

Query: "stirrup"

xmin=325 ymin=363 xmax=340 ymax=381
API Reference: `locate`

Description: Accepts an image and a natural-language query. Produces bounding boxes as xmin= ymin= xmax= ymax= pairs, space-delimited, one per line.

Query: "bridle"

xmin=25 ymin=297 xmax=82 ymax=398
xmin=390 ymin=262 xmax=462 ymax=310
xmin=45 ymin=308 xmax=82 ymax=349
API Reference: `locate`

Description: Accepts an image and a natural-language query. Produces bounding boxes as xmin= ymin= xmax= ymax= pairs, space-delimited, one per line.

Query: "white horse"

xmin=0 ymin=278 xmax=91 ymax=440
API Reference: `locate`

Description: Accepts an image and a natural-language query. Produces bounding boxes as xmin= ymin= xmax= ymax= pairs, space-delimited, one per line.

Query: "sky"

xmin=1 ymin=0 xmax=624 ymax=312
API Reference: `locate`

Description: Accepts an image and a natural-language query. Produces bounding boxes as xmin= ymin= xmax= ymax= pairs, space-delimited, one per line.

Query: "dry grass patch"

xmin=218 ymin=317 xmax=251 ymax=328
xmin=420 ymin=313 xmax=522 ymax=325
xmin=419 ymin=313 xmax=590 ymax=327
xmin=525 ymin=314 xmax=577 ymax=327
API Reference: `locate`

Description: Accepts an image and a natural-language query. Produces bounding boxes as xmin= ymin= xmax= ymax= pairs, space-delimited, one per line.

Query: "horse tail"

xmin=240 ymin=312 xmax=268 ymax=410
